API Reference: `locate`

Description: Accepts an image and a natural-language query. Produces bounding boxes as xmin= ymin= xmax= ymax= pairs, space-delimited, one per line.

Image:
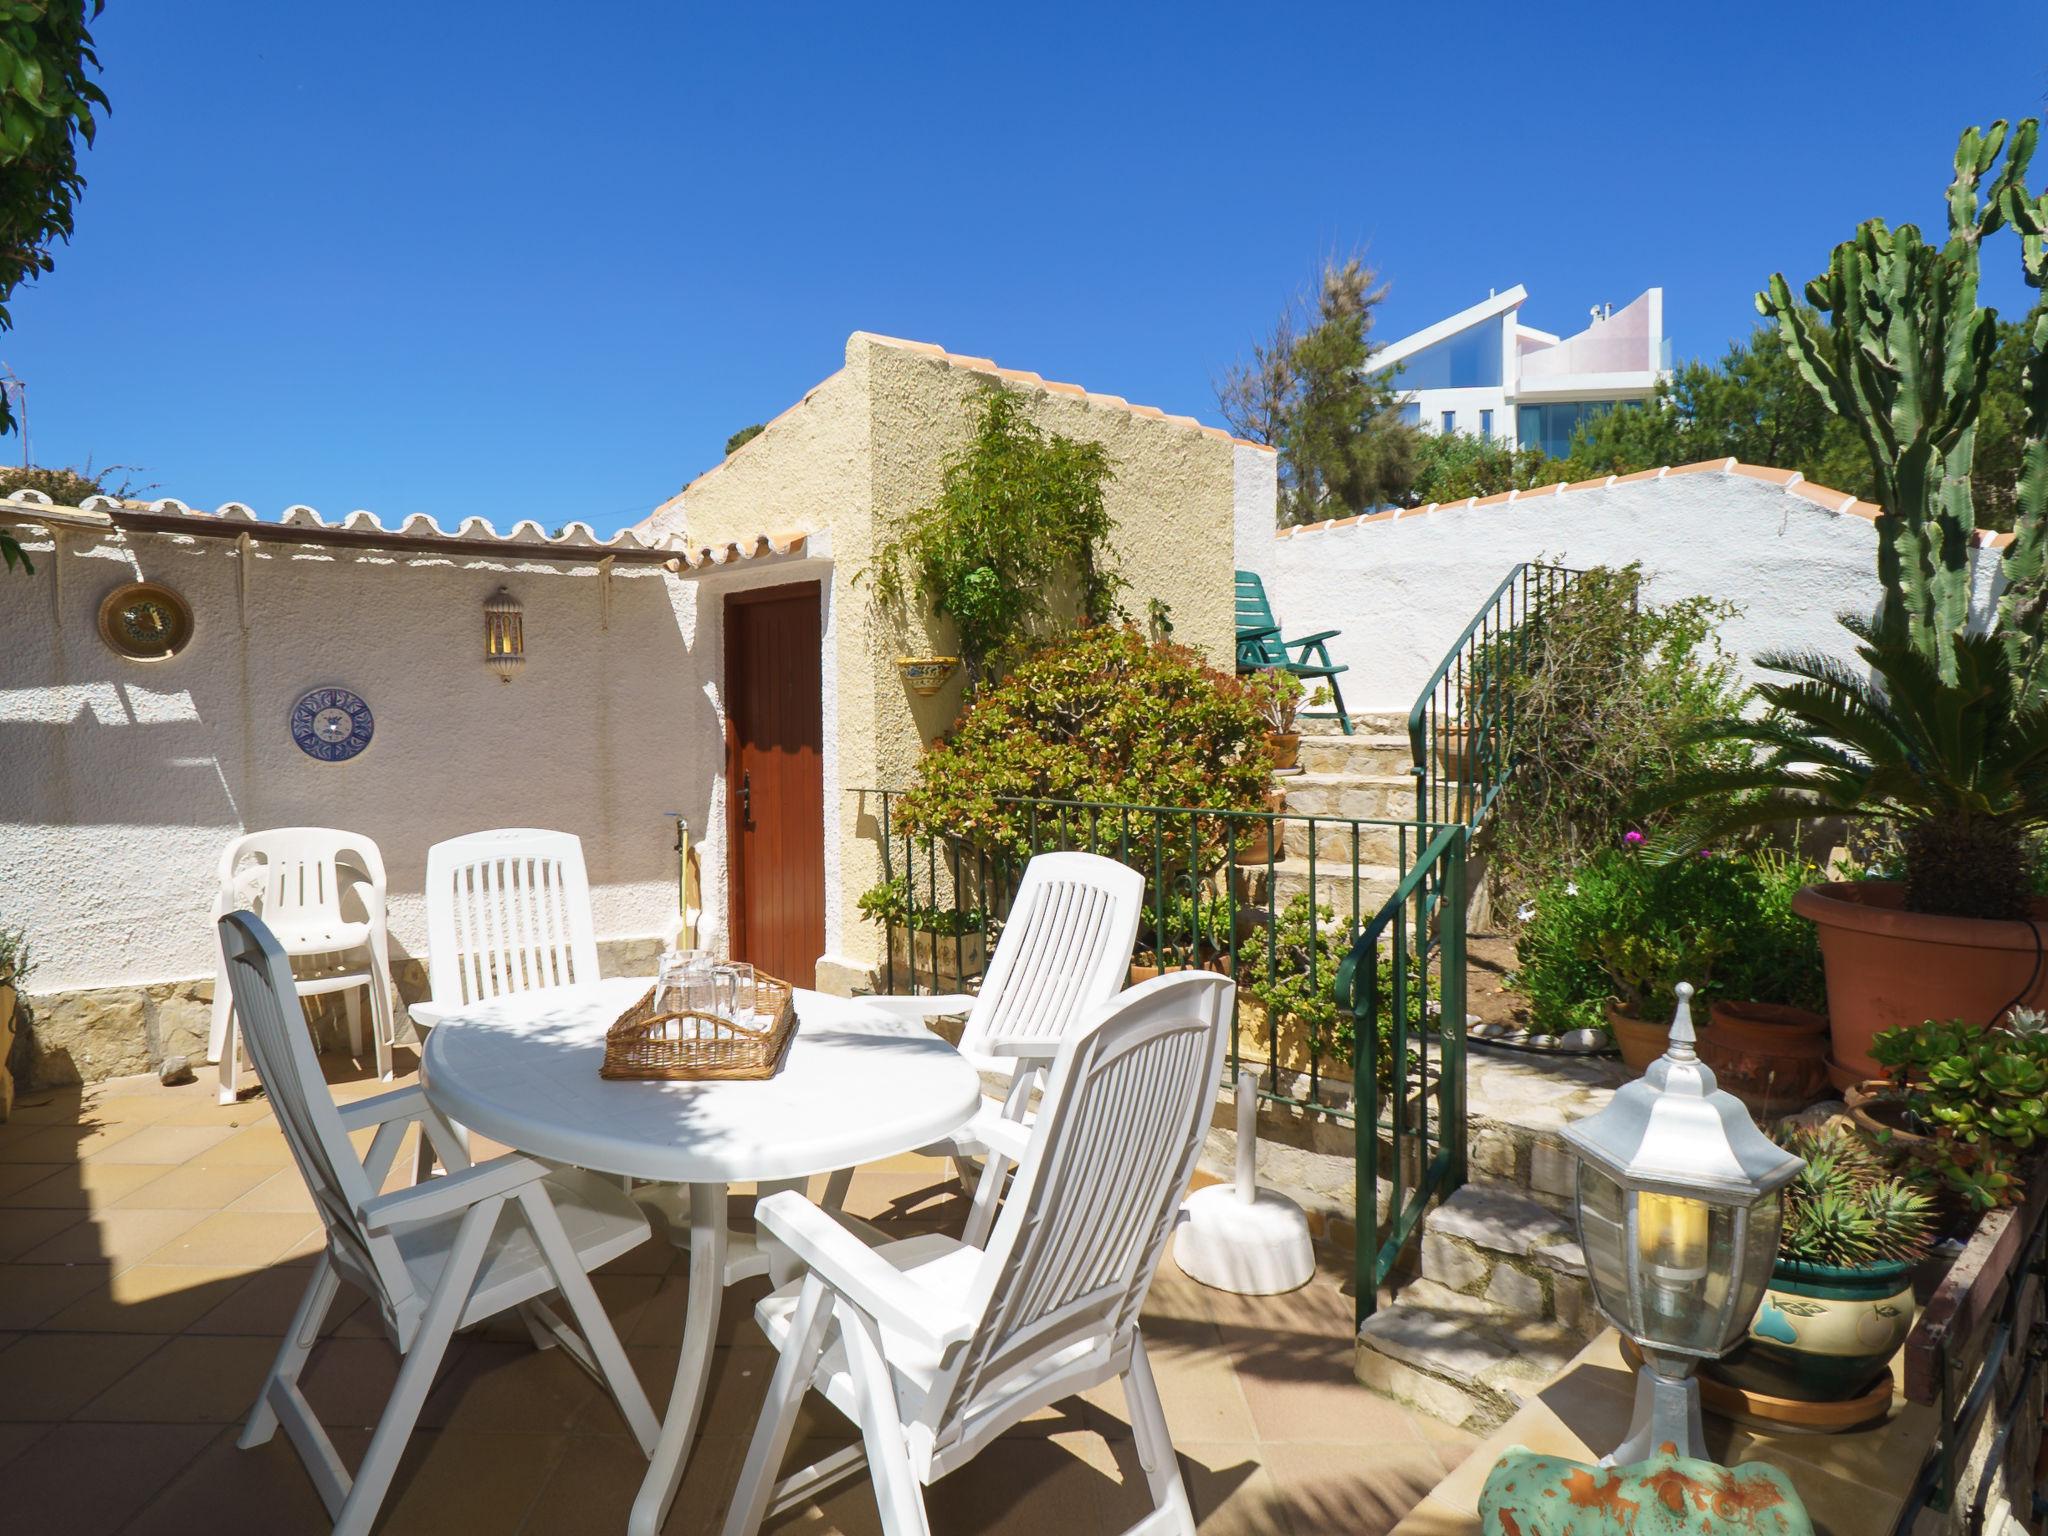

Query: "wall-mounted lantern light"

xmin=1561 ymin=982 xmax=1801 ymax=1464
xmin=485 ymin=586 xmax=524 ymax=681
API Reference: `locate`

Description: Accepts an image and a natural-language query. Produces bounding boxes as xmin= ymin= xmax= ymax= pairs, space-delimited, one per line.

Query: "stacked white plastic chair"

xmin=207 ymin=828 xmax=398 ymax=1105
xmin=216 ymin=910 xmax=657 ymax=1536
xmin=858 ymin=850 xmax=1145 ymax=1244
xmin=723 ymin=970 xmax=1233 ymax=1536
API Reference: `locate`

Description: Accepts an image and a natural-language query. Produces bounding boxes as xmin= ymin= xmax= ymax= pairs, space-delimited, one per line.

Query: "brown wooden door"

xmin=725 ymin=583 xmax=825 ymax=987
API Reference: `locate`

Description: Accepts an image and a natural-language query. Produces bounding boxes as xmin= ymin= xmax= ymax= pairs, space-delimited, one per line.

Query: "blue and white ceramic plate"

xmin=290 ymin=687 xmax=374 ymax=762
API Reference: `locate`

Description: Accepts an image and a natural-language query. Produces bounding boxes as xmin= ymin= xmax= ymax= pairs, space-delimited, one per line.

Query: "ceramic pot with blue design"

xmin=1706 ymin=1256 xmax=1915 ymax=1402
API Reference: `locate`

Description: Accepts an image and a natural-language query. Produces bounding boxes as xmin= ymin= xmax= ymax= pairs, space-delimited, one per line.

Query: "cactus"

xmin=1758 ymin=120 xmax=2045 ymax=687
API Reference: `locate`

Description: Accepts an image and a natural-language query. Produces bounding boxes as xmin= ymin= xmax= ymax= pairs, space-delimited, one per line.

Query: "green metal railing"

xmin=857 ymin=788 xmax=1466 ymax=1323
xmin=1409 ymin=561 xmax=1582 ymax=834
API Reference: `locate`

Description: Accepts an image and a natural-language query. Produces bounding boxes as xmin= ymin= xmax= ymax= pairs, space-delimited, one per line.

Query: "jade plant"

xmin=1868 ymin=1018 xmax=2048 ymax=1209
xmin=1773 ymin=1122 xmax=1935 ymax=1270
xmin=855 ymin=877 xmax=986 ymax=939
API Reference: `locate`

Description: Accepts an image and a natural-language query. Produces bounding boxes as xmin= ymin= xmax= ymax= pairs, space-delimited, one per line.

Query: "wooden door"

xmin=725 ymin=583 xmax=825 ymax=987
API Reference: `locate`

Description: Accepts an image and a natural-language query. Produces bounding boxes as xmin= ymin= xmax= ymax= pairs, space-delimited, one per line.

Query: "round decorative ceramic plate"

xmin=97 ymin=581 xmax=194 ymax=660
xmin=290 ymin=687 xmax=374 ymax=762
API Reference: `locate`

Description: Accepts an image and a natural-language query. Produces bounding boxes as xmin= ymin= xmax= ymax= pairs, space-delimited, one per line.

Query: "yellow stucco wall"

xmin=639 ymin=330 xmax=1252 ymax=987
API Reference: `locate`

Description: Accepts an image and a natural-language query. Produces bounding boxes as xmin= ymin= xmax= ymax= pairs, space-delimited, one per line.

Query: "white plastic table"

xmin=419 ymin=975 xmax=983 ymax=1536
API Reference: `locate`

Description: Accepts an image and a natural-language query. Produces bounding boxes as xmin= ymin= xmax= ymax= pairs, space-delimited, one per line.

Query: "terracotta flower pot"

xmin=1606 ymin=1001 xmax=1671 ymax=1074
xmin=1706 ymin=1257 xmax=1916 ymax=1408
xmin=1271 ymin=731 xmax=1302 ymax=774
xmin=1698 ymin=1001 xmax=1831 ymax=1120
xmin=1792 ymin=881 xmax=2048 ymax=1079
xmin=1842 ymin=1079 xmax=1941 ymax=1161
xmin=1233 ymin=790 xmax=1289 ymax=865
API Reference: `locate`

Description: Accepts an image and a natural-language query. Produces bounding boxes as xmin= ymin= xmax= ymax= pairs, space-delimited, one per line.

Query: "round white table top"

xmin=420 ymin=976 xmax=983 ymax=1185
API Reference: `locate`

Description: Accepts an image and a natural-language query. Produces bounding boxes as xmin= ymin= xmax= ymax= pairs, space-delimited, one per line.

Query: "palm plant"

xmin=1645 ymin=618 xmax=2048 ymax=920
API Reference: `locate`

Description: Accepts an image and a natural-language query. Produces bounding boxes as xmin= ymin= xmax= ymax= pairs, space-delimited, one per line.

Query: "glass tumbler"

xmin=728 ymin=963 xmax=757 ymax=1029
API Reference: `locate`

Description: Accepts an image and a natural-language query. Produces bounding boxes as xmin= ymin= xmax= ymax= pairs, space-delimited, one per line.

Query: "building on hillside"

xmin=1370 ymin=285 xmax=1669 ymax=458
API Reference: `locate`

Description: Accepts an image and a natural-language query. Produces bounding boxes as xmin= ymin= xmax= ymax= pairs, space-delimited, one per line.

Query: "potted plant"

xmin=1697 ymin=851 xmax=1832 ymax=1118
xmin=1231 ymin=786 xmax=1290 ymax=865
xmin=1644 ymin=121 xmax=2048 ymax=1080
xmin=0 ymin=925 xmax=27 ymax=1122
xmin=858 ymin=877 xmax=988 ymax=992
xmin=1130 ymin=889 xmax=1234 ymax=983
xmin=1851 ymin=1016 xmax=2048 ymax=1213
xmin=1707 ymin=1122 xmax=1934 ymax=1414
xmin=1253 ymin=671 xmax=1308 ymax=774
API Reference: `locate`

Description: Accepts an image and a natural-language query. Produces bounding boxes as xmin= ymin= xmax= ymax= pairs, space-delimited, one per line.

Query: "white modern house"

xmin=1371 ymin=285 xmax=1670 ymax=458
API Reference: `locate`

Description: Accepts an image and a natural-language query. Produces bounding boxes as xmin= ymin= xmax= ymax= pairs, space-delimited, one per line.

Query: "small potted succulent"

xmin=1851 ymin=1015 xmax=2048 ymax=1212
xmin=1252 ymin=672 xmax=1308 ymax=774
xmin=1707 ymin=1122 xmax=1934 ymax=1414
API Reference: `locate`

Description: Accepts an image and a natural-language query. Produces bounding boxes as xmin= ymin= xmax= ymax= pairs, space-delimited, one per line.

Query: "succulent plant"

xmin=1774 ymin=1123 xmax=1936 ymax=1268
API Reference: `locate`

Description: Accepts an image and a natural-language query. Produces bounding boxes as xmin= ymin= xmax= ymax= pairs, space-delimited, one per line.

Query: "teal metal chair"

xmin=1235 ymin=569 xmax=1352 ymax=735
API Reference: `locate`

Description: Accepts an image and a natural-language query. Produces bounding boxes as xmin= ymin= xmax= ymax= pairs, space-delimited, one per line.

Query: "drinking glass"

xmin=728 ymin=963 xmax=757 ymax=1029
xmin=683 ymin=969 xmax=717 ymax=1040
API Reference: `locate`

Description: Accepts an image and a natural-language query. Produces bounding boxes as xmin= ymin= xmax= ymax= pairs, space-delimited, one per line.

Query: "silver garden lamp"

xmin=1561 ymin=982 xmax=1801 ymax=1464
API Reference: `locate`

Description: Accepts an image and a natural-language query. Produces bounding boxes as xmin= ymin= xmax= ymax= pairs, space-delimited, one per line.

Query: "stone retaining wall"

xmin=20 ymin=935 xmax=667 ymax=1089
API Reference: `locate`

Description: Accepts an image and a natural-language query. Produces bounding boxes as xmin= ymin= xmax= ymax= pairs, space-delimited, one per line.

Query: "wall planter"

xmin=1793 ymin=881 xmax=2048 ymax=1079
xmin=1606 ymin=1000 xmax=1670 ymax=1074
xmin=1705 ymin=1256 xmax=1916 ymax=1419
xmin=1129 ymin=945 xmax=1226 ymax=987
xmin=1231 ymin=994 xmax=1354 ymax=1087
xmin=885 ymin=929 xmax=986 ymax=993
xmin=1698 ymin=1001 xmax=1831 ymax=1120
xmin=895 ymin=656 xmax=958 ymax=697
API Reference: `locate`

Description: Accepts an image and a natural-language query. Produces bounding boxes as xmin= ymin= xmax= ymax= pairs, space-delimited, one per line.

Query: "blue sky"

xmin=10 ymin=2 xmax=2048 ymax=534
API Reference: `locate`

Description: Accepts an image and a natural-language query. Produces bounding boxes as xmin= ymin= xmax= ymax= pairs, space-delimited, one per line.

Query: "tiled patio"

xmin=0 ymin=1053 xmax=1473 ymax=1535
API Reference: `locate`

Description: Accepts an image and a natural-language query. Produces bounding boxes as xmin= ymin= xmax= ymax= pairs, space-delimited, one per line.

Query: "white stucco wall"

xmin=1238 ymin=468 xmax=2008 ymax=711
xmin=0 ymin=523 xmax=720 ymax=993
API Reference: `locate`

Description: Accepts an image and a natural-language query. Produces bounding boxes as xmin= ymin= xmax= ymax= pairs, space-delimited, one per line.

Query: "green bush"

xmin=855 ymin=877 xmax=985 ymax=937
xmin=1486 ymin=565 xmax=1749 ymax=902
xmin=893 ymin=625 xmax=1279 ymax=862
xmin=1870 ymin=1018 xmax=2048 ymax=1210
xmin=1239 ymin=895 xmax=1427 ymax=1091
xmin=1513 ymin=845 xmax=1824 ymax=1034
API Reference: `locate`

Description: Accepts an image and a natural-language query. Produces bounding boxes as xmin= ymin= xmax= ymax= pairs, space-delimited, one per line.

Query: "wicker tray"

xmin=600 ymin=974 xmax=798 ymax=1081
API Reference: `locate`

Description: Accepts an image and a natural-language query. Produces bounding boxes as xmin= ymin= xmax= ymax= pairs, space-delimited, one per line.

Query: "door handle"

xmin=740 ymin=770 xmax=752 ymax=827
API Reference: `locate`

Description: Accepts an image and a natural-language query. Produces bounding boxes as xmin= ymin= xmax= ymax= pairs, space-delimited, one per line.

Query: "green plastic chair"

xmin=1235 ymin=569 xmax=1351 ymax=735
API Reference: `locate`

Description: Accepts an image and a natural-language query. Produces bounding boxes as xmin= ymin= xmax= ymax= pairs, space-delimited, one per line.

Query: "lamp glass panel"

xmin=1575 ymin=1162 xmax=1632 ymax=1327
xmin=1729 ymin=1190 xmax=1783 ymax=1336
xmin=1634 ymin=1191 xmax=1741 ymax=1354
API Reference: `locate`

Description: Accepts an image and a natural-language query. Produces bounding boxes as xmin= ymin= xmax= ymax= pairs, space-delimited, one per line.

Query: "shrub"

xmin=1869 ymin=1018 xmax=2048 ymax=1210
xmin=1487 ymin=564 xmax=1749 ymax=902
xmin=1513 ymin=845 xmax=1823 ymax=1034
xmin=1240 ymin=895 xmax=1425 ymax=1091
xmin=893 ymin=625 xmax=1278 ymax=862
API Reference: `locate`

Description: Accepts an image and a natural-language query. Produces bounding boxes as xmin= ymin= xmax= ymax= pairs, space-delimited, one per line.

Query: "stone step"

xmin=1296 ymin=733 xmax=1416 ymax=778
xmin=1461 ymin=1049 xmax=1630 ymax=1217
xmin=1301 ymin=710 xmax=1408 ymax=738
xmin=1353 ymin=1296 xmax=1586 ymax=1435
xmin=1418 ymin=1185 xmax=1592 ymax=1329
xmin=1261 ymin=858 xmax=1402 ymax=917
xmin=1276 ymin=772 xmax=1416 ymax=823
xmin=1280 ymin=816 xmax=1407 ymax=867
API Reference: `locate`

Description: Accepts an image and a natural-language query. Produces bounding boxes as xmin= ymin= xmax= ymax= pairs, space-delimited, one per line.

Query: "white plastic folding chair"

xmin=412 ymin=827 xmax=602 ymax=1037
xmin=857 ymin=850 xmax=1144 ymax=1243
xmin=208 ymin=828 xmax=398 ymax=1105
xmin=217 ymin=910 xmax=658 ymax=1536
xmin=723 ymin=970 xmax=1232 ymax=1536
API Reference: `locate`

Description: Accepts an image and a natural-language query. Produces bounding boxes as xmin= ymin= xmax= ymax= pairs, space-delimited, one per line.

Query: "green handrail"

xmin=1407 ymin=561 xmax=1582 ymax=834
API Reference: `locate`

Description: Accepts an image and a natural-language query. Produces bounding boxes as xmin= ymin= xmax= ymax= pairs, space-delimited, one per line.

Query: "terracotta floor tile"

xmin=224 ymin=1165 xmax=319 ymax=1213
xmin=16 ymin=1205 xmax=209 ymax=1270
xmin=0 ymin=1159 xmax=68 ymax=1198
xmin=0 ymin=1088 xmax=89 ymax=1124
xmin=203 ymin=1123 xmax=295 ymax=1166
xmin=1258 ymin=1441 xmax=1451 ymax=1536
xmin=525 ymin=1427 xmax=743 ymax=1536
xmin=121 ymin=1422 xmax=345 ymax=1536
xmin=0 ymin=1329 xmax=168 ymax=1418
xmin=1223 ymin=1326 xmax=1430 ymax=1447
xmin=152 ymin=1094 xmax=276 ymax=1128
xmin=1 ymin=1119 xmax=145 ymax=1163
xmin=0 ymin=1418 xmax=53 ymax=1470
xmin=43 ymin=1262 xmax=253 ymax=1334
xmin=0 ymin=1419 xmax=217 ymax=1536
xmin=6 ymin=1159 xmax=169 ymax=1209
xmin=107 ymin=1159 xmax=275 ymax=1211
xmin=0 ymin=1259 xmax=113 ymax=1328
xmin=99 ymin=1122 xmax=243 ymax=1165
xmin=375 ymin=1429 xmax=571 ymax=1536
xmin=0 ymin=1205 xmax=84 ymax=1261
xmin=299 ymin=1334 xmax=404 ymax=1427
xmin=183 ymin=1263 xmax=346 ymax=1336
xmin=1080 ymin=1321 xmax=1258 ymax=1444
xmin=418 ymin=1337 xmax=602 ymax=1433
xmin=141 ymin=1210 xmax=322 ymax=1269
xmin=75 ymin=1332 xmax=281 ymax=1422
